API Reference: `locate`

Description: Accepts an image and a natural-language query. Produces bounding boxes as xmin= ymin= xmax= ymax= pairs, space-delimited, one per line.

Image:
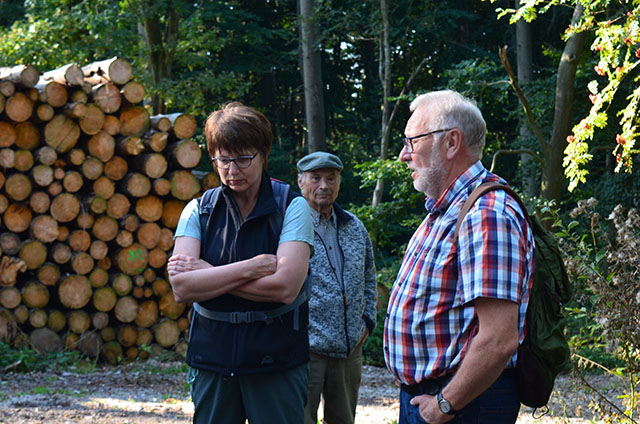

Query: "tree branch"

xmin=384 ymin=56 xmax=428 ymax=143
xmin=490 ymin=148 xmax=544 ymax=172
xmin=498 ymin=46 xmax=549 ymax=156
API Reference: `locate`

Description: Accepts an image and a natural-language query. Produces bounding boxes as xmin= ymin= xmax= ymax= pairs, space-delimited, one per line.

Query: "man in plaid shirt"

xmin=384 ymin=90 xmax=534 ymax=424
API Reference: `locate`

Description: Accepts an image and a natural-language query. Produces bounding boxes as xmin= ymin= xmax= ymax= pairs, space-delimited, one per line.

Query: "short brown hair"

xmin=204 ymin=102 xmax=273 ymax=169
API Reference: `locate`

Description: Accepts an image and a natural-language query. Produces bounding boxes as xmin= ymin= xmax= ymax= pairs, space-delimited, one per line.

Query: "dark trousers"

xmin=189 ymin=363 xmax=309 ymax=424
xmin=399 ymin=372 xmax=520 ymax=424
xmin=304 ymin=341 xmax=363 ymax=424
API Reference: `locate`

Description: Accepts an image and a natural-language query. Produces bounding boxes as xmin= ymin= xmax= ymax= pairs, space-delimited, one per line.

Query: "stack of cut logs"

xmin=0 ymin=58 xmax=218 ymax=364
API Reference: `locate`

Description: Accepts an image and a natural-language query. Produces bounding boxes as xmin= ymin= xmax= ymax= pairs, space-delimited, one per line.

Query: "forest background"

xmin=2 ymin=0 xmax=640 ymax=420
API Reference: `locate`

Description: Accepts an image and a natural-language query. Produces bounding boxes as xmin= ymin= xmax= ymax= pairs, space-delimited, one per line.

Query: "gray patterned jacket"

xmin=308 ymin=203 xmax=377 ymax=358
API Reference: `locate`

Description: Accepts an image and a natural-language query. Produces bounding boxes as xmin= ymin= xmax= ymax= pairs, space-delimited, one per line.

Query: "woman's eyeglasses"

xmin=211 ymin=153 xmax=258 ymax=169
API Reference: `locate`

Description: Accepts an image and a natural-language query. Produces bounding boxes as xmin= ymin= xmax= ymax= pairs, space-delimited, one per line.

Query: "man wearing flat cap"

xmin=297 ymin=151 xmax=377 ymax=424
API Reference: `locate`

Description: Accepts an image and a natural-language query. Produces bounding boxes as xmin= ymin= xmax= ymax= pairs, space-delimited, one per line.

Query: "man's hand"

xmin=167 ymin=254 xmax=211 ymax=276
xmin=409 ymin=394 xmax=453 ymax=424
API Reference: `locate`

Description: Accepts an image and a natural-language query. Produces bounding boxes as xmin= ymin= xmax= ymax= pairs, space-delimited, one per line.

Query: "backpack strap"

xmin=270 ymin=178 xmax=290 ymax=218
xmin=454 ymin=182 xmax=529 ymax=244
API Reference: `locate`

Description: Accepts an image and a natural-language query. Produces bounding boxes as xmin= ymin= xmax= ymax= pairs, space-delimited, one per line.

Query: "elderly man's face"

xmin=298 ymin=168 xmax=341 ymax=214
xmin=400 ymin=109 xmax=448 ymax=198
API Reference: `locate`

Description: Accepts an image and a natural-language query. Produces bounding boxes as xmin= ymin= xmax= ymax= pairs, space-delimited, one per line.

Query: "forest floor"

xmin=0 ymin=359 xmax=629 ymax=424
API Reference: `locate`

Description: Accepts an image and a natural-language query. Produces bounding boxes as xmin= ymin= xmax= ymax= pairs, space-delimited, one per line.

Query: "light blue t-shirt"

xmin=175 ymin=195 xmax=314 ymax=248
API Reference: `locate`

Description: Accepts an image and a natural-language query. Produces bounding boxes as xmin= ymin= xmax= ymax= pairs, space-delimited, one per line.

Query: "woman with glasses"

xmin=168 ymin=102 xmax=314 ymax=424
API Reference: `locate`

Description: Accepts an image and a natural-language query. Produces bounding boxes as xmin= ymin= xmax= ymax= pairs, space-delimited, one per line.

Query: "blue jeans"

xmin=399 ymin=374 xmax=520 ymax=424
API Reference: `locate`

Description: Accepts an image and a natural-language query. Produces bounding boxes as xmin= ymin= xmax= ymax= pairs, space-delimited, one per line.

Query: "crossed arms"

xmin=167 ymin=236 xmax=310 ymax=305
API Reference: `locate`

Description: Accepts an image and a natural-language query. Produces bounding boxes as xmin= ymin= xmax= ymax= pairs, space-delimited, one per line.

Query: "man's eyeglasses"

xmin=211 ymin=153 xmax=258 ymax=169
xmin=402 ymin=128 xmax=453 ymax=153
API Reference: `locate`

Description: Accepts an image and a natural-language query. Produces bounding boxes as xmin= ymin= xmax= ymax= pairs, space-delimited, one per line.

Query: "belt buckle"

xmin=229 ymin=311 xmax=251 ymax=323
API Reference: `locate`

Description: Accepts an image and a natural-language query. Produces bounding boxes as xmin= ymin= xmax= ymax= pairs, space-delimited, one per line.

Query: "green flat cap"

xmin=297 ymin=151 xmax=344 ymax=172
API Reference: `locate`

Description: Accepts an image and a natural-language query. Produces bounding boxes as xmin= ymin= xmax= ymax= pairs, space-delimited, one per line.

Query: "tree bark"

xmin=298 ymin=0 xmax=326 ymax=152
xmin=543 ymin=4 xmax=587 ymax=201
xmin=82 ymin=57 xmax=133 ymax=86
xmin=41 ymin=63 xmax=84 ymax=86
xmin=0 ymin=65 xmax=40 ymax=88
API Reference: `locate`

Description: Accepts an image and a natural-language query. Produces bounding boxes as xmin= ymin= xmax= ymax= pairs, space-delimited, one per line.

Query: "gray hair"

xmin=410 ymin=90 xmax=486 ymax=159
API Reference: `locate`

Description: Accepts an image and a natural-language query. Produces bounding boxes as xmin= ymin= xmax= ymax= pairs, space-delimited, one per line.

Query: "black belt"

xmin=401 ymin=368 xmax=516 ymax=397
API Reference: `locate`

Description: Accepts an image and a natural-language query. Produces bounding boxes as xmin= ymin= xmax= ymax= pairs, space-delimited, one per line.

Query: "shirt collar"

xmin=424 ymin=160 xmax=488 ymax=214
xmin=310 ymin=205 xmax=336 ymax=228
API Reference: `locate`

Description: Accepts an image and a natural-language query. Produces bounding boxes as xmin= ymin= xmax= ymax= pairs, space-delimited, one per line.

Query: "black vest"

xmin=186 ymin=173 xmax=310 ymax=375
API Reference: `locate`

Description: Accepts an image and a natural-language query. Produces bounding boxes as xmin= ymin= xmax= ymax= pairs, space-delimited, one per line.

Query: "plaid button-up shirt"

xmin=383 ymin=161 xmax=534 ymax=385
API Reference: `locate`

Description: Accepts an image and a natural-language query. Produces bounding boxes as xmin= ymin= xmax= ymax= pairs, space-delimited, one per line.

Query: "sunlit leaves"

xmin=485 ymin=0 xmax=640 ymax=191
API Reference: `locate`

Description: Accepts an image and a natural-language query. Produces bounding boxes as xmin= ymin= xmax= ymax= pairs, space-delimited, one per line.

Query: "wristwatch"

xmin=437 ymin=391 xmax=458 ymax=415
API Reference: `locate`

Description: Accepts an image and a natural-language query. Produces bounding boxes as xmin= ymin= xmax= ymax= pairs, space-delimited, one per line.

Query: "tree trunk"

xmin=135 ymin=300 xmax=158 ymax=328
xmin=37 ymin=263 xmax=60 ymax=287
xmin=142 ymin=130 xmax=168 ymax=152
xmin=45 ymin=114 xmax=80 ymax=153
xmin=0 ymin=65 xmax=40 ymax=88
xmin=135 ymin=195 xmax=163 ymax=222
xmin=372 ymin=0 xmax=392 ymax=208
xmin=516 ymin=0 xmax=537 ymax=196
xmin=132 ymin=153 xmax=168 ymax=178
xmin=167 ymin=139 xmax=201 ymax=169
xmin=119 ymin=106 xmax=150 ymax=137
xmin=58 ymin=275 xmax=92 ymax=309
xmin=0 ymin=287 xmax=21 ymax=308
xmin=41 ymin=63 xmax=84 ymax=86
xmin=5 ymin=92 xmax=34 ymax=122
xmin=68 ymin=310 xmax=90 ymax=334
xmin=36 ymin=80 xmax=68 ymax=107
xmin=79 ymin=104 xmax=106 ymax=136
xmin=93 ymin=287 xmax=117 ymax=312
xmin=153 ymin=318 xmax=180 ymax=348
xmin=542 ymin=4 xmax=587 ymax=202
xmin=168 ymin=170 xmax=201 ymax=201
xmin=121 ymin=81 xmax=146 ymax=104
xmin=50 ymin=193 xmax=80 ymax=222
xmin=106 ymin=193 xmax=131 ymax=219
xmin=82 ymin=57 xmax=133 ymax=86
xmin=298 ymin=0 xmax=326 ymax=152
xmin=116 ymin=243 xmax=149 ymax=276
xmin=15 ymin=121 xmax=40 ymax=150
xmin=91 ymin=82 xmax=122 ymax=114
xmin=4 ymin=203 xmax=32 ymax=232
xmin=114 ymin=296 xmax=139 ymax=323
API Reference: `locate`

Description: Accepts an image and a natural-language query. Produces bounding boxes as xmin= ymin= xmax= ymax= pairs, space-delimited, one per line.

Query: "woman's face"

xmin=213 ymin=148 xmax=264 ymax=194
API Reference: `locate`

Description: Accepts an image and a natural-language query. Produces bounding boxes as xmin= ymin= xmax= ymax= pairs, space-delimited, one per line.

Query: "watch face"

xmin=438 ymin=391 xmax=453 ymax=414
xmin=439 ymin=400 xmax=452 ymax=414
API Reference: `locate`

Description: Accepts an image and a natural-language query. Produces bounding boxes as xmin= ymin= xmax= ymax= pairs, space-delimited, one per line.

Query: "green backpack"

xmin=455 ymin=182 xmax=573 ymax=409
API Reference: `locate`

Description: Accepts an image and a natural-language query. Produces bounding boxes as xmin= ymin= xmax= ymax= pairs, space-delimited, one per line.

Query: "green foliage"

xmin=363 ymin=308 xmax=387 ymax=367
xmin=558 ymin=198 xmax=640 ymax=420
xmin=487 ymin=0 xmax=640 ymax=191
xmin=0 ymin=342 xmax=83 ymax=373
xmin=353 ymin=158 xmax=424 ymax=258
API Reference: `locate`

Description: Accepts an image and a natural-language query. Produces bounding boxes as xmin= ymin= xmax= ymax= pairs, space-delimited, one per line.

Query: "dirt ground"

xmin=0 ymin=359 xmax=629 ymax=424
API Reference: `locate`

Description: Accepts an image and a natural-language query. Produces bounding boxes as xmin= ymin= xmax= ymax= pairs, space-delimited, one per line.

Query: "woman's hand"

xmin=245 ymin=254 xmax=278 ymax=279
xmin=167 ymin=254 xmax=211 ymax=276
